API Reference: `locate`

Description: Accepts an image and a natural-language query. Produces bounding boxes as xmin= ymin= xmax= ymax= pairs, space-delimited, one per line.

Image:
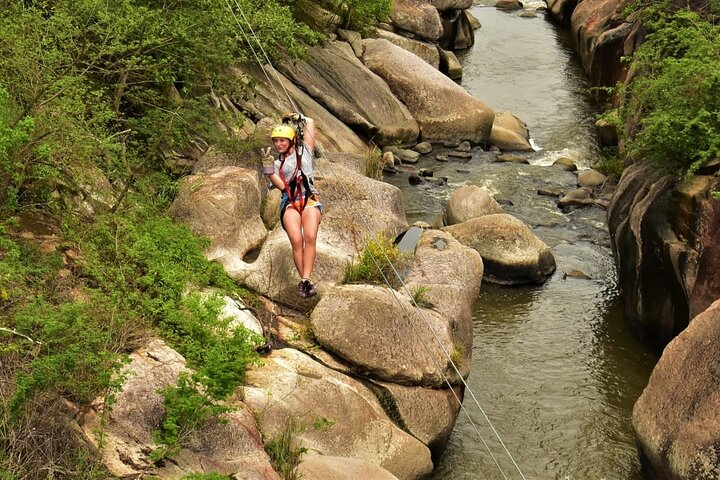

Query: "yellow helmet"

xmin=271 ymin=125 xmax=295 ymax=141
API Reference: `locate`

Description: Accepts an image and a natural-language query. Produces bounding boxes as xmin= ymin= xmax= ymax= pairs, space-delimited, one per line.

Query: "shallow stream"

xmin=384 ymin=5 xmax=659 ymax=479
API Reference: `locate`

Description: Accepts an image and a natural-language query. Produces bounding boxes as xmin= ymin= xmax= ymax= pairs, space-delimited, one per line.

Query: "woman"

xmin=263 ymin=113 xmax=322 ymax=298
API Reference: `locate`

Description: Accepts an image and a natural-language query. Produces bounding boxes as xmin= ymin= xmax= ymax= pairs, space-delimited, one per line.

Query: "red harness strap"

xmin=278 ymin=140 xmax=310 ymax=213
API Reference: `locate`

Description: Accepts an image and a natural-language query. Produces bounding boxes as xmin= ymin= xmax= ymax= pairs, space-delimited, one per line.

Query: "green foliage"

xmin=319 ymin=0 xmax=392 ymax=32
xmin=8 ymin=299 xmax=128 ymax=417
xmin=409 ymin=284 xmax=434 ymax=308
xmin=181 ymin=474 xmax=232 ymax=480
xmin=0 ymin=87 xmax=35 ymax=212
xmin=1 ymin=207 xmax=261 ymax=476
xmin=619 ymin=3 xmax=720 ymax=176
xmin=343 ymin=233 xmax=406 ymax=286
xmin=264 ymin=417 xmax=307 ymax=480
xmin=594 ymin=147 xmax=625 ymax=180
xmin=151 ymin=373 xmax=231 ymax=463
xmin=0 ymin=0 xmax=318 ymax=216
xmin=312 ymin=416 xmax=335 ymax=432
xmin=449 ymin=344 xmax=464 ymax=368
xmin=160 ymin=292 xmax=262 ymax=400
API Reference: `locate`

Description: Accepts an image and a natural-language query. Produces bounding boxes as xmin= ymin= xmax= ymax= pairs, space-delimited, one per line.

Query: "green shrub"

xmin=343 ymin=233 xmax=406 ymax=286
xmin=619 ymin=2 xmax=720 ymax=176
xmin=0 ymin=0 xmax=319 ymax=217
xmin=318 ymin=0 xmax=392 ymax=33
xmin=594 ymin=147 xmax=625 ymax=180
xmin=182 ymin=474 xmax=232 ymax=480
xmin=151 ymin=373 xmax=232 ymax=463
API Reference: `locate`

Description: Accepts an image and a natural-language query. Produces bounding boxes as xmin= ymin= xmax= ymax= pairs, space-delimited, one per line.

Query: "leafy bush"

xmin=343 ymin=233 xmax=406 ymax=286
xmin=619 ymin=2 xmax=720 ymax=175
xmin=0 ymin=207 xmax=261 ymax=476
xmin=0 ymin=0 xmax=318 ymax=216
xmin=151 ymin=373 xmax=232 ymax=463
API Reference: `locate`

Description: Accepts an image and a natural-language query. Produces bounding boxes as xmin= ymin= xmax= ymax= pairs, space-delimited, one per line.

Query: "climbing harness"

xmin=224 ymin=1 xmax=528 ymax=478
xmin=275 ymin=117 xmax=315 ymax=215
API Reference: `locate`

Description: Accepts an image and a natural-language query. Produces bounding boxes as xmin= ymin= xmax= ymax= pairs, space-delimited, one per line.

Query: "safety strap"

xmin=278 ymin=139 xmax=312 ymax=213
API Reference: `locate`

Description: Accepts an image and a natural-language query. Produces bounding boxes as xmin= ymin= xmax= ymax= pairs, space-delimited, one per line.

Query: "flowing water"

xmin=384 ymin=5 xmax=659 ymax=479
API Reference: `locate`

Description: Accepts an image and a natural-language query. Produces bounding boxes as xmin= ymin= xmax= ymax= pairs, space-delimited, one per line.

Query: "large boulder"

xmin=445 ymin=185 xmax=504 ymax=226
xmin=278 ymin=41 xmax=419 ymax=146
xmin=632 ymin=299 xmax=720 ymax=479
xmin=168 ymin=167 xmax=267 ymax=271
xmin=362 ymin=38 xmax=495 ymax=145
xmin=376 ymin=381 xmax=463 ymax=457
xmin=443 ymin=214 xmax=556 ymax=285
xmin=232 ymin=161 xmax=408 ymax=309
xmin=376 ymin=29 xmax=440 ymax=69
xmin=230 ymin=63 xmax=368 ymax=156
xmin=390 ymin=0 xmax=444 ymax=41
xmin=242 ymin=348 xmax=434 ymax=480
xmin=80 ymin=340 xmax=279 ymax=479
xmin=489 ymin=111 xmax=533 ymax=152
xmin=311 ymin=284 xmax=461 ymax=387
xmin=400 ymin=229 xmax=483 ymax=369
xmin=607 ymin=161 xmax=720 ymax=345
xmin=439 ymin=9 xmax=475 ymax=51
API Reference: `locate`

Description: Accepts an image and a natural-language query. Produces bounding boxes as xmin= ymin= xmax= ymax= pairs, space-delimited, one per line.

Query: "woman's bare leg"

xmin=301 ymin=207 xmax=321 ymax=279
xmin=283 ymin=208 xmax=304 ymax=277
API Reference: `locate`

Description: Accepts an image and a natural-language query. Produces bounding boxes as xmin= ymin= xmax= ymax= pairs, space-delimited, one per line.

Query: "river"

xmin=384 ymin=4 xmax=659 ymax=479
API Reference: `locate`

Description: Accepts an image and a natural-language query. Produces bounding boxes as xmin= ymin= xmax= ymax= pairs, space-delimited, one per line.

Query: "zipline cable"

xmin=223 ymin=3 xmax=527 ymax=478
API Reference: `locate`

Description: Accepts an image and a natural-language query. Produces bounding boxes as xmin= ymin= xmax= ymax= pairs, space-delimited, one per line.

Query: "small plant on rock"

xmin=409 ymin=285 xmax=434 ymax=308
xmin=343 ymin=233 xmax=406 ymax=287
xmin=264 ymin=417 xmax=307 ymax=480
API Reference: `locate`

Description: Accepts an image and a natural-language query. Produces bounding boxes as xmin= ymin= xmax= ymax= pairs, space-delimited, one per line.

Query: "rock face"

xmin=443 ymin=214 xmax=556 ymax=285
xmin=231 ymin=64 xmax=368 ymax=156
xmin=376 ymin=29 xmax=440 ymax=69
xmin=402 ymin=229 xmax=484 ymax=361
xmin=430 ymin=0 xmax=472 ymax=10
xmin=570 ymin=0 xmax=633 ymax=88
xmin=376 ymin=382 xmax=463 ymax=458
xmin=80 ymin=340 xmax=279 ymax=479
xmin=308 ymin=229 xmax=482 ymax=385
xmin=391 ymin=0 xmax=444 ymax=41
xmin=607 ymin=161 xmax=720 ymax=344
xmin=632 ymin=299 xmax=720 ymax=479
xmin=362 ymin=38 xmax=495 ymax=144
xmin=278 ymin=41 xmax=419 ymax=146
xmin=546 ymin=0 xmax=579 ymax=26
xmin=298 ymin=456 xmax=400 ymax=480
xmin=168 ymin=167 xmax=267 ymax=271
xmin=439 ymin=9 xmax=475 ymax=51
xmin=242 ymin=348 xmax=434 ymax=480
